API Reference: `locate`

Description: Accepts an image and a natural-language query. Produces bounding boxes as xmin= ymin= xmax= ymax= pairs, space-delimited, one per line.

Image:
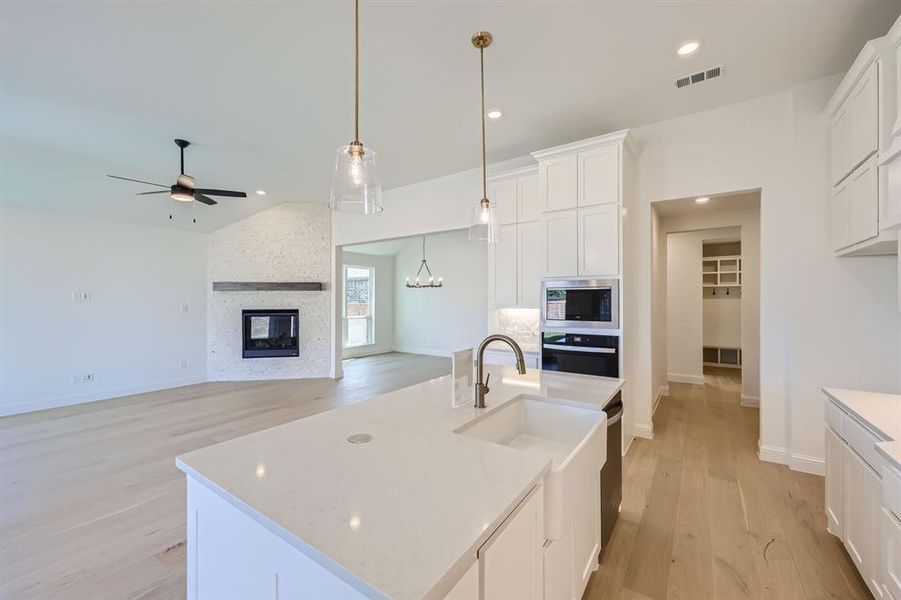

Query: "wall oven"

xmin=541 ymin=332 xmax=619 ymax=378
xmin=541 ymin=278 xmax=619 ymax=331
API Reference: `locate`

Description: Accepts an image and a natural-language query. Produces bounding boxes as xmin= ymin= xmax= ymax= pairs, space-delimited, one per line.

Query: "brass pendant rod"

xmin=479 ymin=46 xmax=487 ymax=202
xmin=354 ymin=0 xmax=360 ymax=144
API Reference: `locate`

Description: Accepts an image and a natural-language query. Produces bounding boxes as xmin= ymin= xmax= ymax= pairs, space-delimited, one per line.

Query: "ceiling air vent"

xmin=675 ymin=65 xmax=725 ymax=89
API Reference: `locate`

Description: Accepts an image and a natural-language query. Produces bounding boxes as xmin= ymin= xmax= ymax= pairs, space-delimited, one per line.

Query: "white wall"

xmin=630 ymin=75 xmax=900 ymax=474
xmin=665 ymin=231 xmax=705 ymax=385
xmin=393 ymin=230 xmax=488 ymax=356
xmin=208 ymin=203 xmax=331 ymax=381
xmin=341 ymin=251 xmax=395 ymax=358
xmin=0 ymin=206 xmax=207 ymax=415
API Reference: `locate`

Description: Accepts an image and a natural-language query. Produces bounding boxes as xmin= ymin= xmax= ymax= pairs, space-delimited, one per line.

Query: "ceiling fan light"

xmin=171 ymin=190 xmax=194 ymax=202
xmin=330 ymin=144 xmax=383 ymax=214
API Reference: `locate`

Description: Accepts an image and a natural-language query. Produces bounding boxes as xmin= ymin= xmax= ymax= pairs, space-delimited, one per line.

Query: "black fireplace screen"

xmin=242 ymin=309 xmax=299 ymax=358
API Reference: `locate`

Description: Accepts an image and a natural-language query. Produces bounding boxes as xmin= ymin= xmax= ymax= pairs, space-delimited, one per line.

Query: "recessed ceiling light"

xmin=255 ymin=190 xmax=266 ymax=196
xmin=678 ymin=41 xmax=700 ymax=56
xmin=487 ymin=109 xmax=503 ymax=120
xmin=695 ymin=196 xmax=710 ymax=204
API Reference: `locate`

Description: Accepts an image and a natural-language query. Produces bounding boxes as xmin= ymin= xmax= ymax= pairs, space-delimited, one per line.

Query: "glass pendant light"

xmin=468 ymin=32 xmax=498 ymax=243
xmin=405 ymin=236 xmax=443 ymax=288
xmin=330 ymin=0 xmax=382 ymax=214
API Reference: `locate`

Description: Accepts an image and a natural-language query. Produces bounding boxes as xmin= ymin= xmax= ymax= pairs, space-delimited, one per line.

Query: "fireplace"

xmin=242 ymin=309 xmax=299 ymax=358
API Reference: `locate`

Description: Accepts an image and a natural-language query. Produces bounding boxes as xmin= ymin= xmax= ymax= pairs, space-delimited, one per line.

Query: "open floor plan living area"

xmin=2 ymin=2 xmax=901 ymax=599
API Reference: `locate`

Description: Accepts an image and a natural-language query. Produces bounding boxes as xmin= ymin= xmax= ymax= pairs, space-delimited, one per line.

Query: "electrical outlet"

xmin=84 ymin=372 xmax=94 ymax=382
xmin=179 ymin=360 xmax=188 ymax=370
xmin=82 ymin=291 xmax=91 ymax=302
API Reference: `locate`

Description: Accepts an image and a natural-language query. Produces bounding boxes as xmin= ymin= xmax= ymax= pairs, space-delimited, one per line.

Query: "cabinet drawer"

xmin=826 ymin=400 xmax=844 ymax=435
xmin=885 ymin=462 xmax=901 ymax=522
xmin=843 ymin=412 xmax=882 ymax=473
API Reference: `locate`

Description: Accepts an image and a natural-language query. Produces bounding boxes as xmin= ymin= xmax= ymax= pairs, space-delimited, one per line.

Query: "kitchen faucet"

xmin=475 ymin=334 xmax=527 ymax=408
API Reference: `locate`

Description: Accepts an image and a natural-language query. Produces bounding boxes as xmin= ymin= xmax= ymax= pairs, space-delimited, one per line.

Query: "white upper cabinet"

xmin=491 ymin=177 xmax=518 ymax=225
xmin=540 ymin=155 xmax=578 ymax=212
xmin=849 ymin=62 xmax=879 ymax=172
xmin=849 ymin=154 xmax=879 ymax=245
xmin=832 ymin=181 xmax=851 ymax=251
xmin=578 ymin=145 xmax=619 ymax=207
xmin=518 ymin=174 xmax=541 ymax=222
xmin=827 ymin=23 xmax=901 ymax=257
xmin=490 ymin=224 xmax=518 ymax=307
xmin=832 ymin=107 xmax=851 ymax=186
xmin=518 ymin=221 xmax=543 ymax=308
xmin=578 ymin=205 xmax=619 ymax=276
xmin=531 ymin=131 xmax=632 ymax=277
xmin=542 ymin=210 xmax=579 ymax=277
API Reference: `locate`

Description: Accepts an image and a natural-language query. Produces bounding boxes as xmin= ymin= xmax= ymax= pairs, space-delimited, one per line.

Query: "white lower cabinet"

xmin=842 ymin=444 xmax=883 ymax=597
xmin=825 ymin=425 xmax=844 ymax=537
xmin=883 ymin=507 xmax=901 ymax=600
xmin=479 ymin=486 xmax=544 ymax=600
xmin=543 ymin=475 xmax=601 ymax=600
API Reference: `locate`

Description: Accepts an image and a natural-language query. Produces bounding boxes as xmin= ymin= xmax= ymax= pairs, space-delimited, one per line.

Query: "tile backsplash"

xmin=493 ymin=308 xmax=540 ymax=349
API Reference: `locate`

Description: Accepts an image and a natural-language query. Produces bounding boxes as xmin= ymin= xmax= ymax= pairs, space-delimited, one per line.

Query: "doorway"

xmin=651 ymin=191 xmax=761 ymax=416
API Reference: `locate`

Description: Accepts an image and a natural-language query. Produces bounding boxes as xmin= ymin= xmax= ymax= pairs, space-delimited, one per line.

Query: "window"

xmin=343 ymin=265 xmax=374 ymax=347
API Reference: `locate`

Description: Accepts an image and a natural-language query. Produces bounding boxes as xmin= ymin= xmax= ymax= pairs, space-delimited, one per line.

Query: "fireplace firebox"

xmin=242 ymin=309 xmax=299 ymax=358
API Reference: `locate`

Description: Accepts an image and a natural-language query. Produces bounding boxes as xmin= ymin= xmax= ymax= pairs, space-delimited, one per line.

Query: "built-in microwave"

xmin=540 ymin=278 xmax=619 ymax=330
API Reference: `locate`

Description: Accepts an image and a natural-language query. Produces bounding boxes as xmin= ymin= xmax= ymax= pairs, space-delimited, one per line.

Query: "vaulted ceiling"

xmin=1 ymin=1 xmax=898 ymax=231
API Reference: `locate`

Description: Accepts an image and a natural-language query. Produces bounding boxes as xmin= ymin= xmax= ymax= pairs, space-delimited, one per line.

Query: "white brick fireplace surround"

xmin=207 ymin=203 xmax=331 ymax=381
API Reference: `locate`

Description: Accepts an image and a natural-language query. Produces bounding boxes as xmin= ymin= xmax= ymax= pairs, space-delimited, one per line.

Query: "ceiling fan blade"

xmin=194 ymin=188 xmax=247 ymax=198
xmin=136 ymin=190 xmax=169 ymax=195
xmin=194 ymin=193 xmax=218 ymax=206
xmin=108 ymin=175 xmax=169 ymax=188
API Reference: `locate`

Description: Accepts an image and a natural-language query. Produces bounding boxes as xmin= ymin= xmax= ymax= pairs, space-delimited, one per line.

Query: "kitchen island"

xmin=176 ymin=365 xmax=623 ymax=600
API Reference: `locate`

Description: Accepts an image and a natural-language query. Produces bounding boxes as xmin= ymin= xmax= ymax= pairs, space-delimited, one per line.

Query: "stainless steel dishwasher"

xmin=600 ymin=392 xmax=623 ymax=554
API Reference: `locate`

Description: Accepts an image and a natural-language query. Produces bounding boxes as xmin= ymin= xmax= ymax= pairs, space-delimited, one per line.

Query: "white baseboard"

xmin=667 ymin=372 xmax=706 ymax=386
xmin=653 ymin=384 xmax=669 ymax=414
xmin=0 ymin=374 xmax=208 ymax=417
xmin=633 ymin=422 xmax=654 ymax=439
xmin=741 ymin=394 xmax=760 ymax=408
xmin=392 ymin=347 xmax=450 ymax=358
xmin=758 ymin=442 xmax=789 ymax=465
xmin=789 ymin=453 xmax=826 ymax=476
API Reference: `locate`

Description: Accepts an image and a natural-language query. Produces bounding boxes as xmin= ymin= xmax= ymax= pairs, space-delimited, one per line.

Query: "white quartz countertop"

xmin=823 ymin=387 xmax=901 ymax=470
xmin=176 ymin=366 xmax=624 ymax=600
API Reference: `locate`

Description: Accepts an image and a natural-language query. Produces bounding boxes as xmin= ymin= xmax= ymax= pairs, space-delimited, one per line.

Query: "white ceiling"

xmin=653 ymin=190 xmax=761 ymax=219
xmin=1 ymin=1 xmax=898 ymax=232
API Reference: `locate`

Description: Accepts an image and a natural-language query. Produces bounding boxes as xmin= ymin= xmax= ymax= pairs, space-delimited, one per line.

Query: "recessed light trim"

xmin=677 ymin=41 xmax=700 ymax=56
xmin=255 ymin=190 xmax=267 ymax=196
xmin=487 ymin=109 xmax=503 ymax=120
xmin=695 ymin=196 xmax=710 ymax=204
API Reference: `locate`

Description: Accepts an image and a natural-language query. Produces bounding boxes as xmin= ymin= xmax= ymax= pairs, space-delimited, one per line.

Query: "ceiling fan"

xmin=108 ymin=139 xmax=247 ymax=206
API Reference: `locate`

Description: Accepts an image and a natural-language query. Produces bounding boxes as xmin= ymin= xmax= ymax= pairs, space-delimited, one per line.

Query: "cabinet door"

xmin=518 ymin=173 xmax=541 ymax=222
xmin=843 ymin=445 xmax=880 ymax=591
xmin=849 ymin=155 xmax=879 ymax=245
xmin=572 ymin=477 xmax=601 ymax=597
xmin=832 ymin=182 xmax=851 ymax=251
xmin=518 ymin=221 xmax=543 ymax=308
xmin=578 ymin=205 xmax=619 ymax=276
xmin=885 ymin=507 xmax=901 ymax=600
xmin=543 ymin=536 xmax=572 ymax=600
xmin=490 ymin=223 xmax=518 ymax=307
xmin=542 ymin=209 xmax=578 ymax=277
xmin=491 ymin=177 xmax=518 ymax=225
xmin=480 ymin=488 xmax=544 ymax=600
xmin=540 ymin=155 xmax=578 ymax=212
xmin=832 ymin=106 xmax=851 ymax=185
xmin=578 ymin=145 xmax=619 ymax=207
xmin=849 ymin=62 xmax=879 ymax=171
xmin=825 ymin=426 xmax=844 ymax=538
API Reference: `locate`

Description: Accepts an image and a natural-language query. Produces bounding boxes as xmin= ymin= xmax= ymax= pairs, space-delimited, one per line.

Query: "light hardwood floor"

xmin=2 ymin=362 xmax=869 ymax=599
xmin=586 ymin=367 xmax=871 ymax=600
xmin=0 ymin=352 xmax=450 ymax=600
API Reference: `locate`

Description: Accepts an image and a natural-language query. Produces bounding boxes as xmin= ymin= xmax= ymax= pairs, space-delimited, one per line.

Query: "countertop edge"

xmin=821 ymin=386 xmax=897 ymax=442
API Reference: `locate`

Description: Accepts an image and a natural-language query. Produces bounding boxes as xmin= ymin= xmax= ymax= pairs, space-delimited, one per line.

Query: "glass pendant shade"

xmin=468 ymin=199 xmax=499 ymax=243
xmin=330 ymin=144 xmax=383 ymax=214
